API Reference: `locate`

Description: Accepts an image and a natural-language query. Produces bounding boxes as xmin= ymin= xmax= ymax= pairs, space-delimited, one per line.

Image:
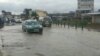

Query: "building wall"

xmin=78 ymin=0 xmax=94 ymax=13
xmin=36 ymin=10 xmax=47 ymax=17
xmin=92 ymin=15 xmax=100 ymax=23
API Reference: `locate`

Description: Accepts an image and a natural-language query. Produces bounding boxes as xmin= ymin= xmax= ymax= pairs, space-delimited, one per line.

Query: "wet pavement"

xmin=0 ymin=25 xmax=100 ymax=56
xmin=0 ymin=51 xmax=3 ymax=56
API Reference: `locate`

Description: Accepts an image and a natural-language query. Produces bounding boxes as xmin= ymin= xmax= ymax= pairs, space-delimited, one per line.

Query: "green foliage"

xmin=31 ymin=11 xmax=38 ymax=17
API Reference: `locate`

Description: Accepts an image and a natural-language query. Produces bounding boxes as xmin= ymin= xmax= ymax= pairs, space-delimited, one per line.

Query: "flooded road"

xmin=0 ymin=25 xmax=100 ymax=56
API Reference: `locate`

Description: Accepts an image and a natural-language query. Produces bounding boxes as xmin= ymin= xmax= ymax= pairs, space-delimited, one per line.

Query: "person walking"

xmin=7 ymin=18 xmax=10 ymax=25
xmin=11 ymin=19 xmax=16 ymax=25
xmin=60 ymin=20 xmax=63 ymax=27
xmin=0 ymin=18 xmax=4 ymax=28
xmin=63 ymin=21 xmax=66 ymax=28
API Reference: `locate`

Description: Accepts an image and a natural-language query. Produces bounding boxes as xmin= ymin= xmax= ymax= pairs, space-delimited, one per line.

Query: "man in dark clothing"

xmin=0 ymin=18 xmax=4 ymax=28
xmin=11 ymin=19 xmax=16 ymax=25
xmin=6 ymin=18 xmax=10 ymax=25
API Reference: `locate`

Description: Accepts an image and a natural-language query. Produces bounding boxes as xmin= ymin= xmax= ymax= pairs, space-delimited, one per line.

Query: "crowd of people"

xmin=55 ymin=20 xmax=66 ymax=27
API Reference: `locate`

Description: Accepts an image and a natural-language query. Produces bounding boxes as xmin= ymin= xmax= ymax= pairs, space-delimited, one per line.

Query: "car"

xmin=15 ymin=19 xmax=22 ymax=23
xmin=22 ymin=20 xmax=43 ymax=34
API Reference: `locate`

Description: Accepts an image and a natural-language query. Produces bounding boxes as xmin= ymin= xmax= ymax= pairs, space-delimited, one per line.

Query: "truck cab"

xmin=39 ymin=16 xmax=52 ymax=27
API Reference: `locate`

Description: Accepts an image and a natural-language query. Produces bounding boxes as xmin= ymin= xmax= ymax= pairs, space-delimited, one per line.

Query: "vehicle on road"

xmin=15 ymin=19 xmax=22 ymax=23
xmin=39 ymin=16 xmax=52 ymax=27
xmin=0 ymin=17 xmax=4 ymax=29
xmin=22 ymin=20 xmax=43 ymax=34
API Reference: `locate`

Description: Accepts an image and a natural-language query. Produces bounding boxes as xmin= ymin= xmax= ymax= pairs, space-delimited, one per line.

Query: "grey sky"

xmin=0 ymin=0 xmax=99 ymax=14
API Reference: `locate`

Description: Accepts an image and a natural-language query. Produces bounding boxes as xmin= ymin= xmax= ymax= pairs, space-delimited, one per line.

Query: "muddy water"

xmin=0 ymin=25 xmax=100 ymax=56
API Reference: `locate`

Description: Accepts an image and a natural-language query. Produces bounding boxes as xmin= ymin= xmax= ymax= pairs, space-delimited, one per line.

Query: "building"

xmin=36 ymin=10 xmax=47 ymax=17
xmin=77 ymin=0 xmax=94 ymax=14
xmin=2 ymin=11 xmax=12 ymax=20
xmin=86 ymin=12 xmax=100 ymax=23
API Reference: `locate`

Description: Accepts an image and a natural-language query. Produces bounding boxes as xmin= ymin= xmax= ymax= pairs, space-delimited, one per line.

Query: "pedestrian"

xmin=81 ymin=21 xmax=84 ymax=30
xmin=55 ymin=20 xmax=57 ymax=26
xmin=11 ymin=19 xmax=15 ymax=25
xmin=75 ymin=21 xmax=78 ymax=29
xmin=68 ymin=21 xmax=70 ymax=28
xmin=60 ymin=20 xmax=63 ymax=27
xmin=58 ymin=20 xmax=60 ymax=26
xmin=7 ymin=18 xmax=10 ymax=25
xmin=57 ymin=20 xmax=59 ymax=26
xmin=63 ymin=21 xmax=66 ymax=28
xmin=0 ymin=18 xmax=4 ymax=28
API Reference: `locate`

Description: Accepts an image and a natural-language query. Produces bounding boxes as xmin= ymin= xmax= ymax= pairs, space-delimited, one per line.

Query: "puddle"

xmin=35 ymin=53 xmax=45 ymax=56
xmin=4 ymin=43 xmax=25 ymax=47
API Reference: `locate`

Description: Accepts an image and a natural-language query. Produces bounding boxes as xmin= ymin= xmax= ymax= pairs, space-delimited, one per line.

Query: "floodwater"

xmin=0 ymin=25 xmax=100 ymax=56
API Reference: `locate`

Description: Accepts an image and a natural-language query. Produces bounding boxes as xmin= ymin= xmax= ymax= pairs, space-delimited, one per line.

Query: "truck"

xmin=39 ymin=16 xmax=52 ymax=27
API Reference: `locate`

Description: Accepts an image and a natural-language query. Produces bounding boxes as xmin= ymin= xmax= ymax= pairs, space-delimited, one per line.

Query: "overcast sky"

xmin=0 ymin=0 xmax=99 ymax=14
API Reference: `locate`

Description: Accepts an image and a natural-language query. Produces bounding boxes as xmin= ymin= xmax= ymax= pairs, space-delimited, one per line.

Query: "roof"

xmin=87 ymin=12 xmax=100 ymax=15
xmin=81 ymin=12 xmax=100 ymax=16
xmin=77 ymin=9 xmax=92 ymax=11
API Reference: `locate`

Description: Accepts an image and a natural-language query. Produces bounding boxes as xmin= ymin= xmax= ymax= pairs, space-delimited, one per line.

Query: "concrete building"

xmin=2 ymin=11 xmax=12 ymax=21
xmin=36 ymin=10 xmax=47 ymax=17
xmin=87 ymin=12 xmax=100 ymax=23
xmin=77 ymin=0 xmax=94 ymax=13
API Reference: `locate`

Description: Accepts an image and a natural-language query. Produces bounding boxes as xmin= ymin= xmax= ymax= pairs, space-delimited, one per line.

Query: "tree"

xmin=31 ymin=11 xmax=38 ymax=20
xmin=31 ymin=11 xmax=38 ymax=17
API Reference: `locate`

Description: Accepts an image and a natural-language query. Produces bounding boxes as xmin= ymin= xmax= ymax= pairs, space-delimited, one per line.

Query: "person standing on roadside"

xmin=7 ymin=18 xmax=10 ymax=25
xmin=57 ymin=19 xmax=59 ymax=26
xmin=60 ymin=20 xmax=63 ymax=27
xmin=63 ymin=21 xmax=66 ymax=27
xmin=11 ymin=19 xmax=16 ymax=25
xmin=0 ymin=18 xmax=4 ymax=28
